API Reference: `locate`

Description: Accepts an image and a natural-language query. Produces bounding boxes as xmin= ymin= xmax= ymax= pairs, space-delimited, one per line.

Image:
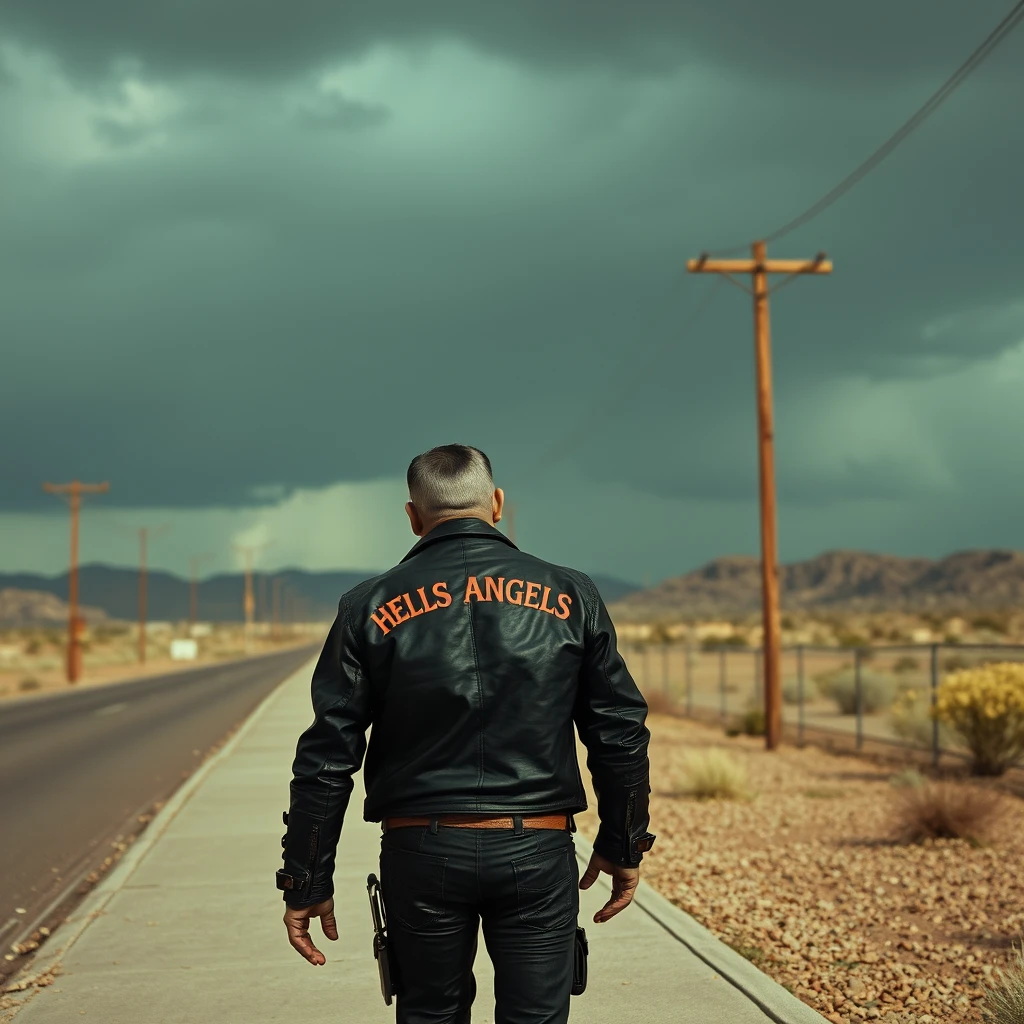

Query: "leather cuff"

xmin=278 ymin=808 xmax=322 ymax=904
xmin=276 ymin=869 xmax=308 ymax=892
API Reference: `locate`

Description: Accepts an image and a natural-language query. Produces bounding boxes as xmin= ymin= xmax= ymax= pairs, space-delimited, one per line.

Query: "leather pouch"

xmin=367 ymin=873 xmax=396 ymax=1004
xmin=571 ymin=926 xmax=588 ymax=996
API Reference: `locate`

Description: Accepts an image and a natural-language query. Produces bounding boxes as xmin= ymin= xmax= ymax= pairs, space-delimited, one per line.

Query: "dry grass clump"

xmin=820 ymin=667 xmax=897 ymax=715
xmin=890 ymin=689 xmax=956 ymax=749
xmin=982 ymin=942 xmax=1024 ymax=1024
xmin=891 ymin=780 xmax=1003 ymax=845
xmin=670 ymin=748 xmax=751 ymax=801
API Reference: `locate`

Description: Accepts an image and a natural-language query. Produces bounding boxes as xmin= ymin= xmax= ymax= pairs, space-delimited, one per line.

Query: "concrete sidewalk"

xmin=4 ymin=661 xmax=827 ymax=1024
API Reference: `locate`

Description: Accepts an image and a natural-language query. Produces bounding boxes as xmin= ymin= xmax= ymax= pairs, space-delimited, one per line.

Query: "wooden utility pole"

xmin=272 ymin=576 xmax=282 ymax=641
xmin=233 ymin=543 xmax=267 ymax=652
xmin=189 ymin=553 xmax=213 ymax=627
xmin=138 ymin=528 xmax=148 ymax=664
xmin=687 ymin=242 xmax=832 ymax=750
xmin=136 ymin=526 xmax=169 ymax=663
xmin=42 ymin=480 xmax=110 ymax=683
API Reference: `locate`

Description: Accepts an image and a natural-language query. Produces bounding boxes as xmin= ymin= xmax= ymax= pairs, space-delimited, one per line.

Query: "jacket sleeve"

xmin=572 ymin=576 xmax=652 ymax=867
xmin=278 ymin=600 xmax=371 ymax=908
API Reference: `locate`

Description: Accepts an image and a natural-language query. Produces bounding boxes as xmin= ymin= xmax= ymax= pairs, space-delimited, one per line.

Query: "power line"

xmin=531 ymin=278 xmax=724 ymax=475
xmin=709 ymin=0 xmax=1024 ymax=255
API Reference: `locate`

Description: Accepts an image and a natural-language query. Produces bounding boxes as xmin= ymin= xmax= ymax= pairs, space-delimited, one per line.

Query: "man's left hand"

xmin=284 ymin=897 xmax=338 ymax=965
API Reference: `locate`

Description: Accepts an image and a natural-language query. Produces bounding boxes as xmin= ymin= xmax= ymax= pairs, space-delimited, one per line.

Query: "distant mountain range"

xmin=0 ymin=589 xmax=109 ymax=628
xmin=611 ymin=549 xmax=1024 ymax=618
xmin=0 ymin=566 xmax=641 ymax=625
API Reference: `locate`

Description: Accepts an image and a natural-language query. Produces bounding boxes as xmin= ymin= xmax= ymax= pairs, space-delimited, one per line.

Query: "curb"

xmin=2 ymin=658 xmax=316 ymax=1017
xmin=572 ymin=834 xmax=829 ymax=1024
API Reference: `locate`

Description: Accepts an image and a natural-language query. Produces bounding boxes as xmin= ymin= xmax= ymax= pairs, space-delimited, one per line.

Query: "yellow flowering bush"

xmin=933 ymin=662 xmax=1024 ymax=776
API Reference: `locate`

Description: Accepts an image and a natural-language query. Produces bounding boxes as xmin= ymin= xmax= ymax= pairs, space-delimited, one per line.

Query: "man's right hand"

xmin=578 ymin=851 xmax=639 ymax=924
xmin=284 ymin=897 xmax=338 ymax=965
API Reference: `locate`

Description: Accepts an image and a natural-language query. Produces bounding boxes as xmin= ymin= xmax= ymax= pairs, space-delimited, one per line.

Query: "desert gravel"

xmin=575 ymin=714 xmax=1024 ymax=1024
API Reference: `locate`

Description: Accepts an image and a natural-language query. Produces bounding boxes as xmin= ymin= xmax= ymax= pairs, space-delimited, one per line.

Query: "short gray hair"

xmin=407 ymin=444 xmax=494 ymax=518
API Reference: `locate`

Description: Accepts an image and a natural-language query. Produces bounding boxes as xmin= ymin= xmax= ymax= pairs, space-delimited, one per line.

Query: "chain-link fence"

xmin=622 ymin=641 xmax=1024 ymax=767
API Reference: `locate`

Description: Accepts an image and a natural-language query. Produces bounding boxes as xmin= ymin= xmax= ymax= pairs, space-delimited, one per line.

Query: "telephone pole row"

xmin=189 ymin=553 xmax=214 ymax=626
xmin=42 ymin=480 xmax=110 ymax=683
xmin=234 ymin=543 xmax=268 ymax=652
xmin=687 ymin=241 xmax=832 ymax=751
xmin=137 ymin=525 xmax=169 ymax=664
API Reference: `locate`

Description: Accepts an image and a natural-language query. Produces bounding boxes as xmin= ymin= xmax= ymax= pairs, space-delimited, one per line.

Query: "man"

xmin=278 ymin=444 xmax=653 ymax=1024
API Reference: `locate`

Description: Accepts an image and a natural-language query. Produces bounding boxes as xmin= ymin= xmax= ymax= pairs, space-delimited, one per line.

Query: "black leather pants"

xmin=379 ymin=819 xmax=579 ymax=1024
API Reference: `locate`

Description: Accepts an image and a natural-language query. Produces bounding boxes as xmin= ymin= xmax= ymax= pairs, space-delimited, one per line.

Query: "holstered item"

xmin=571 ymin=926 xmax=588 ymax=996
xmin=367 ymin=873 xmax=396 ymax=1005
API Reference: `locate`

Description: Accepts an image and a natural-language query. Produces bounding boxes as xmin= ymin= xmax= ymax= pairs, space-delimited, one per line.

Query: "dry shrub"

xmin=781 ymin=677 xmax=804 ymax=705
xmin=893 ymin=655 xmax=921 ymax=674
xmin=670 ymin=749 xmax=751 ymax=801
xmin=888 ymin=769 xmax=926 ymax=789
xmin=890 ymin=689 xmax=956 ymax=750
xmin=826 ymin=668 xmax=896 ymax=715
xmin=982 ymin=941 xmax=1024 ymax=1024
xmin=891 ymin=781 xmax=1002 ymax=845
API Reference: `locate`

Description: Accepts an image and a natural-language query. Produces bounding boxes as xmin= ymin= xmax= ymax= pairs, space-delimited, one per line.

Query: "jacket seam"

xmin=314 ymin=599 xmax=360 ymax=821
xmin=461 ymin=539 xmax=486 ymax=810
xmin=400 ymin=520 xmax=518 ymax=563
xmin=365 ymin=798 xmax=586 ymax=818
xmin=585 ymin=574 xmax=633 ymax=742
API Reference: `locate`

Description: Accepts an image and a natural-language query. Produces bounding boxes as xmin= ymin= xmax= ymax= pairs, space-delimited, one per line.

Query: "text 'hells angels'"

xmin=370 ymin=576 xmax=573 ymax=636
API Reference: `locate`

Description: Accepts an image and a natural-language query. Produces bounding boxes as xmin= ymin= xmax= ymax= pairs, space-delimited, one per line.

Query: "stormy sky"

xmin=1 ymin=1 xmax=1022 ymax=584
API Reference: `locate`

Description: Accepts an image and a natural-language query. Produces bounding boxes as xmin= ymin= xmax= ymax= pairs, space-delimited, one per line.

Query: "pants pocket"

xmin=511 ymin=841 xmax=577 ymax=932
xmin=381 ymin=846 xmax=448 ymax=932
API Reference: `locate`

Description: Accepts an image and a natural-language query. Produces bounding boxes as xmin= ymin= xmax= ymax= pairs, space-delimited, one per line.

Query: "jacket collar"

xmin=400 ymin=516 xmax=518 ymax=563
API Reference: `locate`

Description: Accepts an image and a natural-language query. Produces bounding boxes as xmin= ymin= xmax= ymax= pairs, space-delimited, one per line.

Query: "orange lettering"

xmin=484 ymin=576 xmax=505 ymax=602
xmin=371 ymin=605 xmax=397 ymax=635
xmin=402 ymin=593 xmax=424 ymax=618
xmin=506 ymin=579 xmax=524 ymax=605
xmin=417 ymin=586 xmax=438 ymax=613
xmin=524 ymin=582 xmax=541 ymax=609
xmin=387 ymin=597 xmax=409 ymax=624
xmin=539 ymin=586 xmax=555 ymax=615
xmin=464 ymin=576 xmax=484 ymax=603
xmin=433 ymin=581 xmax=452 ymax=607
xmin=554 ymin=593 xmax=573 ymax=620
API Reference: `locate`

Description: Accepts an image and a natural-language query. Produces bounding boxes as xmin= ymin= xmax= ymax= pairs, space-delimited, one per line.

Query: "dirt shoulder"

xmin=576 ymin=713 xmax=1024 ymax=1024
xmin=0 ymin=636 xmax=318 ymax=704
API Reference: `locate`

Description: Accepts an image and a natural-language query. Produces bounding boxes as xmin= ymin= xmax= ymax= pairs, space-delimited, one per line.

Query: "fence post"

xmin=685 ymin=643 xmax=693 ymax=717
xmin=855 ymin=647 xmax=864 ymax=751
xmin=719 ymin=648 xmax=727 ymax=719
xmin=797 ymin=644 xmax=805 ymax=746
xmin=930 ymin=643 xmax=940 ymax=767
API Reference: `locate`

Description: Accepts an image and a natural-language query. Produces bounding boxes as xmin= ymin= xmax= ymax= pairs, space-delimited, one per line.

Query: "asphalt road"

xmin=0 ymin=645 xmax=318 ymax=965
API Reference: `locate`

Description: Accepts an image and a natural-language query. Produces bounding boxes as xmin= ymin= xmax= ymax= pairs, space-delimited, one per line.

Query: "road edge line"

xmin=2 ymin=658 xmax=316 ymax=1016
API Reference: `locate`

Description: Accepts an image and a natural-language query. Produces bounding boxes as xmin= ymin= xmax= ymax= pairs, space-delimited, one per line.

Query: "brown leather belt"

xmin=383 ymin=813 xmax=570 ymax=833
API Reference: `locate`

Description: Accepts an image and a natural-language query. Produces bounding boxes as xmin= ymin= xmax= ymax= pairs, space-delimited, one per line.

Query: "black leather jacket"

xmin=278 ymin=517 xmax=652 ymax=909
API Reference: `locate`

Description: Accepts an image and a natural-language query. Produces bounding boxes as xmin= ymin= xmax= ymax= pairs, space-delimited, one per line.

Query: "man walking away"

xmin=278 ymin=444 xmax=654 ymax=1024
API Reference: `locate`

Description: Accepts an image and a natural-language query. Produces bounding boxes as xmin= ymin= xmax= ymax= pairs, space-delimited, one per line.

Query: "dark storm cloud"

xmin=0 ymin=0 xmax=1014 ymax=81
xmin=0 ymin=0 xmax=1022 ymax=540
xmin=295 ymin=93 xmax=390 ymax=131
xmin=92 ymin=115 xmax=155 ymax=148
